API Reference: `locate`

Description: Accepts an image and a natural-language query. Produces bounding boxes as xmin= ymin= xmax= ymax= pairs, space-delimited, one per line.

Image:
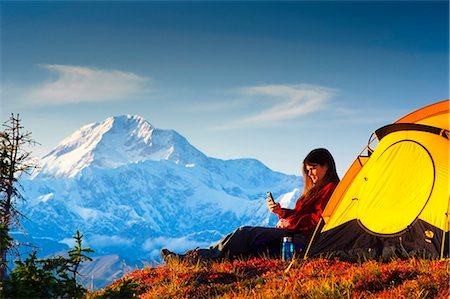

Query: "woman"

xmin=160 ymin=148 xmax=339 ymax=262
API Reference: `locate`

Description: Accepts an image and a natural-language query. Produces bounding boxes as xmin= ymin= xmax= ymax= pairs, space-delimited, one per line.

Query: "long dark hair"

xmin=301 ymin=148 xmax=340 ymax=197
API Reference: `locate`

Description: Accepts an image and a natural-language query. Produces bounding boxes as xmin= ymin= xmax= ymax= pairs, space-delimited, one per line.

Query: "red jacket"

xmin=278 ymin=182 xmax=337 ymax=234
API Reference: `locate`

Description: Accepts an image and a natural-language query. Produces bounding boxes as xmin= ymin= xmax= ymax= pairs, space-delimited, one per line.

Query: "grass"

xmin=88 ymin=257 xmax=449 ymax=298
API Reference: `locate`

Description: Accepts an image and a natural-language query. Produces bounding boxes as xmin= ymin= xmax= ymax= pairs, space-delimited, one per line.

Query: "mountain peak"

xmin=34 ymin=115 xmax=206 ymax=178
xmin=106 ymin=114 xmax=153 ymax=131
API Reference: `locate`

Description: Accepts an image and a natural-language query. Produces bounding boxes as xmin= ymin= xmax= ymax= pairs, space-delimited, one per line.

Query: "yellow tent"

xmin=307 ymin=100 xmax=449 ymax=260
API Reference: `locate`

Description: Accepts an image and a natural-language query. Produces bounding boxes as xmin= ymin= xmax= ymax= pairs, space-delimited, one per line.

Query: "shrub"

xmin=3 ymin=230 xmax=94 ymax=298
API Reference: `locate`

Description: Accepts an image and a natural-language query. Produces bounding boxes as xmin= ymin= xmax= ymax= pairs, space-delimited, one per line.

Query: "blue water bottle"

xmin=281 ymin=236 xmax=294 ymax=261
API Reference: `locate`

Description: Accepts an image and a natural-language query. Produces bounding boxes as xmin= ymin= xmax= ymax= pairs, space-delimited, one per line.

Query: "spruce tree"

xmin=0 ymin=113 xmax=37 ymax=280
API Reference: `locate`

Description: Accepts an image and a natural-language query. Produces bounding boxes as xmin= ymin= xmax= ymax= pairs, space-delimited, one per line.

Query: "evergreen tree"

xmin=4 ymin=231 xmax=94 ymax=298
xmin=0 ymin=114 xmax=37 ymax=280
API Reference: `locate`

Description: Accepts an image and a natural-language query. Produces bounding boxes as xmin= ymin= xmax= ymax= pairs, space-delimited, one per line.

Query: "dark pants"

xmin=199 ymin=226 xmax=308 ymax=260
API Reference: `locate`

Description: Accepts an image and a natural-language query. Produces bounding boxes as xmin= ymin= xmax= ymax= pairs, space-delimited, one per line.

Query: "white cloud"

xmin=238 ymin=84 xmax=337 ymax=125
xmin=59 ymin=237 xmax=76 ymax=248
xmin=211 ymin=83 xmax=337 ymax=130
xmin=88 ymin=234 xmax=133 ymax=249
xmin=27 ymin=64 xmax=150 ymax=105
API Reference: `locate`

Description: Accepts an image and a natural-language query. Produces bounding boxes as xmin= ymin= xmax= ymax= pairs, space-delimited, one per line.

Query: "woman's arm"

xmin=284 ymin=182 xmax=337 ymax=231
xmin=267 ymin=197 xmax=296 ymax=218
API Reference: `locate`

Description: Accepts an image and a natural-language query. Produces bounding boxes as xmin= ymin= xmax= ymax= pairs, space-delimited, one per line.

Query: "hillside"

xmin=88 ymin=257 xmax=449 ymax=298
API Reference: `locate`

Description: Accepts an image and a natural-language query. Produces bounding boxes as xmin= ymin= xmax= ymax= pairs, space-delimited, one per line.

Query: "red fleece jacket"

xmin=278 ymin=182 xmax=337 ymax=234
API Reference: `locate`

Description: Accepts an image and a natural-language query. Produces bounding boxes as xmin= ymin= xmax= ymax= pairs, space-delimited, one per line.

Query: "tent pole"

xmin=303 ymin=217 xmax=323 ymax=260
xmin=440 ymin=212 xmax=448 ymax=260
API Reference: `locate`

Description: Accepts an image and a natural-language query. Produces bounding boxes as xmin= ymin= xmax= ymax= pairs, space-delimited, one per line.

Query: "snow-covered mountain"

xmin=18 ymin=115 xmax=302 ymax=288
xmin=33 ymin=115 xmax=209 ymax=178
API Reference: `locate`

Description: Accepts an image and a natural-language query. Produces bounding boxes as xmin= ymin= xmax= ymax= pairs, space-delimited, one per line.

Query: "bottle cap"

xmin=283 ymin=236 xmax=292 ymax=242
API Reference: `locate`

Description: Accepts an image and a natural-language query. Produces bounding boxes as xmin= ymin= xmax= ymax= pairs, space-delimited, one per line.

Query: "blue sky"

xmin=1 ymin=1 xmax=448 ymax=176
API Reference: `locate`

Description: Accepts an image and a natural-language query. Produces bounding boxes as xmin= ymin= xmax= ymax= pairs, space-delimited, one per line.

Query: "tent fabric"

xmin=396 ymin=100 xmax=449 ymax=129
xmin=309 ymin=219 xmax=446 ymax=260
xmin=307 ymin=100 xmax=449 ymax=260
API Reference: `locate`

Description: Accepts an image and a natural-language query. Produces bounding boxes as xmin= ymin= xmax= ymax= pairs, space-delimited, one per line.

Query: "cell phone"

xmin=266 ymin=192 xmax=276 ymax=204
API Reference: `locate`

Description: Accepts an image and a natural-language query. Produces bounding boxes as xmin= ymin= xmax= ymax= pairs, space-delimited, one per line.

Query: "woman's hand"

xmin=276 ymin=218 xmax=290 ymax=228
xmin=267 ymin=197 xmax=282 ymax=215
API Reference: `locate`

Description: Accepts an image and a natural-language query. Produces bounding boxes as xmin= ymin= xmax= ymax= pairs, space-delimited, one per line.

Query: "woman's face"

xmin=305 ymin=163 xmax=328 ymax=184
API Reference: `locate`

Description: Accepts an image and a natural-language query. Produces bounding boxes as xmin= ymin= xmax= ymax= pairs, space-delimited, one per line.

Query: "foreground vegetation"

xmin=1 ymin=230 xmax=94 ymax=298
xmin=89 ymin=257 xmax=448 ymax=298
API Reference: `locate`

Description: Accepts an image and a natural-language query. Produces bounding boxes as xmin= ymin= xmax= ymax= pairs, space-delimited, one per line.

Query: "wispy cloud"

xmin=213 ymin=84 xmax=337 ymax=129
xmin=240 ymin=84 xmax=337 ymax=123
xmin=26 ymin=64 xmax=150 ymax=105
xmin=88 ymin=234 xmax=134 ymax=249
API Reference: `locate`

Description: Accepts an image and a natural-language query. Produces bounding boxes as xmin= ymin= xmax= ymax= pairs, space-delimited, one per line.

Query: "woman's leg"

xmin=207 ymin=226 xmax=296 ymax=259
xmin=161 ymin=226 xmax=308 ymax=262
